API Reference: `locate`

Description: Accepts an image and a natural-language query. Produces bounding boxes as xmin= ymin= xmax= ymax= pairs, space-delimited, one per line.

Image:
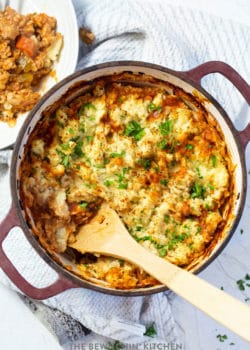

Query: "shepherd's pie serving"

xmin=0 ymin=6 xmax=62 ymax=124
xmin=20 ymin=73 xmax=234 ymax=289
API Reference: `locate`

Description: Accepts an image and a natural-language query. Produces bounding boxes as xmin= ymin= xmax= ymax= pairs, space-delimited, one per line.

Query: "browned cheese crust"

xmin=19 ymin=73 xmax=235 ymax=289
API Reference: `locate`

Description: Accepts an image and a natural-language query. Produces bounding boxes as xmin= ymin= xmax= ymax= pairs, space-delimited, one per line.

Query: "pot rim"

xmin=11 ymin=60 xmax=248 ymax=296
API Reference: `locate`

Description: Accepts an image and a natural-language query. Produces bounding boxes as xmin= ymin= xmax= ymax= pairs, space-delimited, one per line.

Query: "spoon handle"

xmin=116 ymin=236 xmax=250 ymax=342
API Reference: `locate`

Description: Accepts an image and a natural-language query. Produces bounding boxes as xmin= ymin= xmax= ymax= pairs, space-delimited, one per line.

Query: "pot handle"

xmin=181 ymin=61 xmax=250 ymax=149
xmin=0 ymin=204 xmax=77 ymax=300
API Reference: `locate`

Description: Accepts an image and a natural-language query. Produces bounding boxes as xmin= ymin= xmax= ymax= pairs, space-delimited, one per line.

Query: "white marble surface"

xmin=0 ymin=0 xmax=249 ymax=349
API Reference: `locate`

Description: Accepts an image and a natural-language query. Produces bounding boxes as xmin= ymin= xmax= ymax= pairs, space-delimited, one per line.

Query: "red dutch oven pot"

xmin=0 ymin=61 xmax=249 ymax=299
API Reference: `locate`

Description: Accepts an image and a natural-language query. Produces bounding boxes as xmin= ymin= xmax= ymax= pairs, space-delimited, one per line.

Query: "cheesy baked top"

xmin=20 ymin=73 xmax=234 ymax=289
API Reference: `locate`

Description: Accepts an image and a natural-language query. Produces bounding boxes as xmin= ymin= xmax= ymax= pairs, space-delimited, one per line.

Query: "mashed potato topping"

xmin=0 ymin=6 xmax=63 ymax=124
xmin=20 ymin=73 xmax=234 ymax=289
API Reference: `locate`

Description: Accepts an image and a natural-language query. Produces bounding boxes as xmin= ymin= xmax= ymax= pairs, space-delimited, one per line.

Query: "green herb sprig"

xmin=144 ymin=322 xmax=157 ymax=337
xmin=124 ymin=121 xmax=145 ymax=141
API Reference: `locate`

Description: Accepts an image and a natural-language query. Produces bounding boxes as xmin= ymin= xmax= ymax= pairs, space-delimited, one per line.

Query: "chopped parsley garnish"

xmin=196 ymin=226 xmax=201 ymax=235
xmin=56 ymin=149 xmax=70 ymax=168
xmin=159 ymin=248 xmax=167 ymax=257
xmin=95 ymin=158 xmax=110 ymax=168
xmin=195 ymin=167 xmax=203 ymax=179
xmin=73 ymin=141 xmax=84 ymax=157
xmin=124 ymin=121 xmax=145 ymax=141
xmin=79 ymin=201 xmax=88 ymax=209
xmin=110 ymin=151 xmax=125 ymax=158
xmin=144 ymin=322 xmax=157 ymax=337
xmin=61 ymin=142 xmax=70 ymax=151
xmin=208 ymin=183 xmax=215 ymax=191
xmin=104 ymin=179 xmax=113 ymax=187
xmin=237 ymin=274 xmax=250 ymax=290
xmin=190 ymin=182 xmax=206 ymax=199
xmin=134 ymin=235 xmax=152 ymax=242
xmin=86 ymin=135 xmax=94 ymax=142
xmin=164 ymin=214 xmax=170 ymax=223
xmin=160 ymin=179 xmax=168 ymax=186
xmin=65 ymin=187 xmax=71 ymax=195
xmin=83 ymin=155 xmax=91 ymax=166
xmin=118 ymin=182 xmax=128 ymax=189
xmin=205 ymin=203 xmax=211 ymax=210
xmin=138 ymin=158 xmax=152 ymax=170
xmin=133 ymin=234 xmax=167 ymax=256
xmin=79 ymin=121 xmax=85 ymax=133
xmin=115 ymin=167 xmax=129 ymax=189
xmin=157 ymin=139 xmax=167 ymax=149
xmin=70 ymin=135 xmax=81 ymax=143
xmin=68 ymin=127 xmax=75 ymax=135
xmin=78 ymin=102 xmax=96 ymax=116
xmin=237 ymin=279 xmax=246 ymax=290
xmin=167 ymin=233 xmax=188 ymax=251
xmin=211 ymin=154 xmax=217 ymax=167
xmin=148 ymin=103 xmax=162 ymax=112
xmin=185 ymin=144 xmax=193 ymax=150
xmin=216 ymin=334 xmax=228 ymax=342
xmin=159 ymin=120 xmax=173 ymax=135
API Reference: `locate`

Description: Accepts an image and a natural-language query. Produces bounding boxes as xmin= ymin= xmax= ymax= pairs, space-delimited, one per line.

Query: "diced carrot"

xmin=16 ymin=35 xmax=37 ymax=58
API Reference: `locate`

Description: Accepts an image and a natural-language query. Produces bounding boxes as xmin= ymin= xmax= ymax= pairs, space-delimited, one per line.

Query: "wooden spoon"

xmin=70 ymin=202 xmax=250 ymax=342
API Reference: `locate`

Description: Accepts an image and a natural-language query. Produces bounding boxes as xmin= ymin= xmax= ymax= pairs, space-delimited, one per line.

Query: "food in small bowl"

xmin=19 ymin=71 xmax=235 ymax=290
xmin=0 ymin=6 xmax=63 ymax=124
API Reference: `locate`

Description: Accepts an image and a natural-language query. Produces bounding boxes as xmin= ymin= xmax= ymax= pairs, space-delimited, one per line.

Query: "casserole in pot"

xmin=19 ymin=71 xmax=235 ymax=290
xmin=0 ymin=61 xmax=249 ymax=298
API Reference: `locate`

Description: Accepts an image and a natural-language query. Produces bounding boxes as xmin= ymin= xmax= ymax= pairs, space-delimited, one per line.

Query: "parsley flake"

xmin=73 ymin=141 xmax=84 ymax=157
xmin=56 ymin=149 xmax=70 ymax=168
xmin=144 ymin=322 xmax=157 ymax=337
xmin=138 ymin=158 xmax=152 ymax=170
xmin=78 ymin=102 xmax=96 ymax=116
xmin=148 ymin=103 xmax=162 ymax=112
xmin=159 ymin=120 xmax=173 ymax=135
xmin=110 ymin=151 xmax=125 ymax=158
xmin=124 ymin=121 xmax=145 ymax=141
xmin=211 ymin=154 xmax=217 ymax=167
xmin=79 ymin=202 xmax=88 ymax=210
xmin=190 ymin=182 xmax=206 ymax=199
xmin=157 ymin=139 xmax=167 ymax=149
xmin=216 ymin=334 xmax=228 ymax=342
xmin=104 ymin=179 xmax=113 ymax=187
xmin=237 ymin=279 xmax=245 ymax=291
xmin=160 ymin=179 xmax=168 ymax=186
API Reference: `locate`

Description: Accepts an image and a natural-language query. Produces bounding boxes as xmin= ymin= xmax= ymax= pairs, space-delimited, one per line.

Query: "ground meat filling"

xmin=0 ymin=6 xmax=63 ymax=124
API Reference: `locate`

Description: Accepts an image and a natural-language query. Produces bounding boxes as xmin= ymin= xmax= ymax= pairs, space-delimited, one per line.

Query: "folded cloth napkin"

xmin=0 ymin=0 xmax=249 ymax=348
